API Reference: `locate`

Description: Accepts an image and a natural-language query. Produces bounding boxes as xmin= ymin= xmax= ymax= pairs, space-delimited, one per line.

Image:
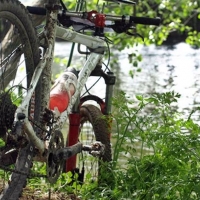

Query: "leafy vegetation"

xmin=1 ymin=91 xmax=199 ymax=199
xmin=62 ymin=0 xmax=200 ymax=47
xmin=61 ymin=0 xmax=200 ymax=74
xmin=109 ymin=91 xmax=200 ymax=199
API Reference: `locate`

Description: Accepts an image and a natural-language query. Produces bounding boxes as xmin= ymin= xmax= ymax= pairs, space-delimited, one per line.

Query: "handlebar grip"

xmin=130 ymin=16 xmax=161 ymax=26
xmin=26 ymin=6 xmax=46 ymax=15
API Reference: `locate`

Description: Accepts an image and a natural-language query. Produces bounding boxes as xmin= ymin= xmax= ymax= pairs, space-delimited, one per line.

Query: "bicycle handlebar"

xmin=129 ymin=16 xmax=160 ymax=26
xmin=27 ymin=6 xmax=161 ymax=27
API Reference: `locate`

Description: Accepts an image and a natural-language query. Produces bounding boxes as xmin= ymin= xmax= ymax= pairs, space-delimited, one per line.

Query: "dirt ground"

xmin=19 ymin=193 xmax=80 ymax=200
xmin=19 ymin=191 xmax=80 ymax=200
xmin=19 ymin=193 xmax=79 ymax=200
xmin=0 ymin=183 xmax=81 ymax=200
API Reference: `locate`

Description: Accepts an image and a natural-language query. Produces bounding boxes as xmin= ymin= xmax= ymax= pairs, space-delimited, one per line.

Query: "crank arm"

xmin=52 ymin=141 xmax=105 ymax=163
xmin=53 ymin=142 xmax=82 ymax=162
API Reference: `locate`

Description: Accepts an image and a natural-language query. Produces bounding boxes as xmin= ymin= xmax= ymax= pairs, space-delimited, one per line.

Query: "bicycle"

xmin=0 ymin=0 xmax=160 ymax=199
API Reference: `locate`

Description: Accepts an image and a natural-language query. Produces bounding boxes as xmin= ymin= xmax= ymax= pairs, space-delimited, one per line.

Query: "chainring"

xmin=46 ymin=130 xmax=64 ymax=184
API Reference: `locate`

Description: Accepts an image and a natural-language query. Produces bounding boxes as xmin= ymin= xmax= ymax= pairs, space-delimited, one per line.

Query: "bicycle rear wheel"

xmin=77 ymin=104 xmax=112 ymax=184
xmin=0 ymin=0 xmax=41 ymax=199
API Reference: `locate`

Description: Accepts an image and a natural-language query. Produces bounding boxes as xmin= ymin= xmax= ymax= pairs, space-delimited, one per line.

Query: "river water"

xmin=119 ymin=43 xmax=200 ymax=112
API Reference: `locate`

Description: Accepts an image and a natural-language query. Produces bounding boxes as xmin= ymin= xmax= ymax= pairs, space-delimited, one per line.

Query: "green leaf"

xmin=133 ymin=60 xmax=138 ymax=67
xmin=136 ymin=95 xmax=143 ymax=101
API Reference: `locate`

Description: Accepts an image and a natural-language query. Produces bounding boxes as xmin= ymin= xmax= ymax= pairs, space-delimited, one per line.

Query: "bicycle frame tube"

xmin=51 ymin=25 xmax=105 ymax=129
xmin=53 ymin=52 xmax=104 ymax=129
xmin=15 ymin=42 xmax=54 ymax=154
xmin=14 ymin=22 xmax=106 ymax=154
xmin=56 ymin=25 xmax=105 ymax=49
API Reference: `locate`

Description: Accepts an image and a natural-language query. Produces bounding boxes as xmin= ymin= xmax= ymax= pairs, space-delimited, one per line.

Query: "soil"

xmin=19 ymin=192 xmax=80 ymax=200
xmin=0 ymin=183 xmax=81 ymax=200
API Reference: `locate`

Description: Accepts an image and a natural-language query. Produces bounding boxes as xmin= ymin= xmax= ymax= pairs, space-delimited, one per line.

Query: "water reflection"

xmin=117 ymin=43 xmax=200 ymax=121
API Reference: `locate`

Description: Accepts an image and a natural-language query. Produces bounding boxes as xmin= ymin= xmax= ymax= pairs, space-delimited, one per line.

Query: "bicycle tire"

xmin=0 ymin=0 xmax=41 ymax=199
xmin=77 ymin=104 xmax=112 ymax=184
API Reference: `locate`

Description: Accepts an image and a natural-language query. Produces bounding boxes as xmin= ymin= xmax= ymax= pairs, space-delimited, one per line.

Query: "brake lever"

xmin=109 ymin=23 xmax=130 ymax=33
xmin=126 ymin=31 xmax=144 ymax=41
xmin=109 ymin=22 xmax=144 ymax=41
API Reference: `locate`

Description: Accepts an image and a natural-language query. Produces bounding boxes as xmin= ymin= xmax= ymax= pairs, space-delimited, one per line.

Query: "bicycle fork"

xmin=64 ymin=68 xmax=116 ymax=173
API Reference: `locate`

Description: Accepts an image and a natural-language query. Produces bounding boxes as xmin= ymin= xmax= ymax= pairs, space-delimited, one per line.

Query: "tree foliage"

xmin=61 ymin=0 xmax=200 ymax=48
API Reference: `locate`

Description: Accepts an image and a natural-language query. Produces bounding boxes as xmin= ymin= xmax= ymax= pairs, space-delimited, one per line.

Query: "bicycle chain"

xmin=0 ymin=163 xmax=47 ymax=178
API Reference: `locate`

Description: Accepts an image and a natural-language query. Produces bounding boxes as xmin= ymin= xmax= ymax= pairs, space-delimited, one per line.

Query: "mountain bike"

xmin=0 ymin=0 xmax=160 ymax=199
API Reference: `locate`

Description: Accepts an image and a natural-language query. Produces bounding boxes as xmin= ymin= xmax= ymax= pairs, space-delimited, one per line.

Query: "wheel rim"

xmin=0 ymin=15 xmax=34 ymax=102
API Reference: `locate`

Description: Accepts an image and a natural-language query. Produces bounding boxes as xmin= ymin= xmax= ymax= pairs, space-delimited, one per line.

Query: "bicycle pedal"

xmin=82 ymin=141 xmax=105 ymax=157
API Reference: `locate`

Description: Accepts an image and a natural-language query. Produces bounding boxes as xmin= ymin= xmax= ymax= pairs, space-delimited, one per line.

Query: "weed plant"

xmin=1 ymin=91 xmax=200 ymax=200
xmin=108 ymin=91 xmax=200 ymax=200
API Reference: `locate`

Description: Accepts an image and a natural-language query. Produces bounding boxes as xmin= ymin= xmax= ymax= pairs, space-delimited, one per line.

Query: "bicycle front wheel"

xmin=77 ymin=104 xmax=112 ymax=184
xmin=0 ymin=0 xmax=41 ymax=199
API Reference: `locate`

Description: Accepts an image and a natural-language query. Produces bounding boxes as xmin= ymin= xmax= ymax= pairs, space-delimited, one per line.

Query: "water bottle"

xmin=49 ymin=67 xmax=78 ymax=113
